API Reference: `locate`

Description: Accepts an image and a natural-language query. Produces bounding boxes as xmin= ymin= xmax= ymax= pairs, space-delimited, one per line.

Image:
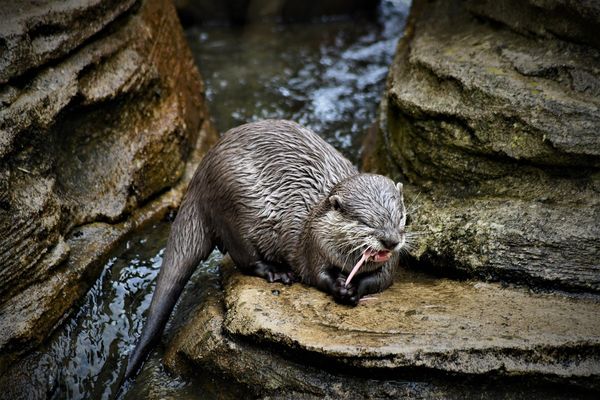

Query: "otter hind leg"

xmin=250 ymin=260 xmax=296 ymax=285
xmin=221 ymin=225 xmax=296 ymax=285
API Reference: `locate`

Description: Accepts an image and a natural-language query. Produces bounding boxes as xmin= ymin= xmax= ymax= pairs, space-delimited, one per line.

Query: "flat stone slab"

xmin=223 ymin=263 xmax=600 ymax=379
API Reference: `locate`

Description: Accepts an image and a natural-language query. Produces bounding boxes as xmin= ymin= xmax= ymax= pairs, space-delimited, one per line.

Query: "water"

xmin=186 ymin=0 xmax=409 ymax=163
xmin=48 ymin=223 xmax=171 ymax=399
xmin=30 ymin=221 xmax=228 ymax=399
xmin=34 ymin=222 xmax=223 ymax=399
xmin=37 ymin=1 xmax=410 ymax=398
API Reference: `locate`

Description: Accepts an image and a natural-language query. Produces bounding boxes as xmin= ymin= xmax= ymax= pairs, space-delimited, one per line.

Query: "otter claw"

xmin=270 ymin=271 xmax=295 ymax=285
xmin=332 ymin=277 xmax=359 ymax=306
xmin=253 ymin=261 xmax=295 ymax=285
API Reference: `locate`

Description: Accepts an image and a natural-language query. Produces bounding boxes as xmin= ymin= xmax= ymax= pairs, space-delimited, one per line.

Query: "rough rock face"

xmin=369 ymin=0 xmax=600 ymax=291
xmin=464 ymin=0 xmax=600 ymax=50
xmin=0 ymin=0 xmax=217 ymax=376
xmin=164 ymin=259 xmax=600 ymax=398
xmin=0 ymin=0 xmax=138 ymax=84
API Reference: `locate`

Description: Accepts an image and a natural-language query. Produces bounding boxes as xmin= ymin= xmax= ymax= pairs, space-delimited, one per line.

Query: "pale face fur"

xmin=312 ymin=174 xmax=406 ymax=273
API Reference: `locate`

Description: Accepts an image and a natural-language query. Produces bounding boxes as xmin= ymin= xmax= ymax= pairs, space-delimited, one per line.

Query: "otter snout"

xmin=378 ymin=231 xmax=404 ymax=251
xmin=380 ymin=236 xmax=400 ymax=250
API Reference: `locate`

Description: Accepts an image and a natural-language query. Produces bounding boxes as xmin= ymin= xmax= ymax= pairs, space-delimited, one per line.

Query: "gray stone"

xmin=405 ymin=187 xmax=600 ymax=291
xmin=165 ymin=259 xmax=600 ymax=397
xmin=464 ymin=0 xmax=600 ymax=49
xmin=367 ymin=0 xmax=600 ymax=291
xmin=0 ymin=0 xmax=137 ymax=84
xmin=0 ymin=0 xmax=217 ymax=376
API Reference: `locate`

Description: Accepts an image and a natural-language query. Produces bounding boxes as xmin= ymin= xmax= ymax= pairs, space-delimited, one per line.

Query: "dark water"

xmin=39 ymin=1 xmax=410 ymax=398
xmin=186 ymin=0 xmax=409 ymax=164
xmin=38 ymin=222 xmax=227 ymax=399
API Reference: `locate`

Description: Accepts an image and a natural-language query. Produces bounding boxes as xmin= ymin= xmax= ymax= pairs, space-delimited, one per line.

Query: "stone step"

xmin=165 ymin=258 xmax=600 ymax=397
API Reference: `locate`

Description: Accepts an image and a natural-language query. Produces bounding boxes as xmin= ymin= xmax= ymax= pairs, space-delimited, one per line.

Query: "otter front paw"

xmin=332 ymin=277 xmax=360 ymax=306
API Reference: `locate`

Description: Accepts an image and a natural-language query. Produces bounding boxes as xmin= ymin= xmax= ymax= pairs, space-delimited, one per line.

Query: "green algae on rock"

xmin=368 ymin=0 xmax=600 ymax=291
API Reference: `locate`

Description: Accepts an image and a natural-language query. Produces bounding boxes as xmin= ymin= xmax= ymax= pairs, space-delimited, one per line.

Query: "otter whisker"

xmin=402 ymin=242 xmax=418 ymax=253
xmin=405 ymin=230 xmax=426 ymax=235
xmin=341 ymin=242 xmax=369 ymax=272
xmin=406 ymin=204 xmax=423 ymax=215
xmin=406 ymin=191 xmax=422 ymax=214
xmin=399 ymin=248 xmax=412 ymax=258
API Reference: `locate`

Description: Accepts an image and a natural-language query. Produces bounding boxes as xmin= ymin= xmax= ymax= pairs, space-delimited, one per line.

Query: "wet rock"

xmin=0 ymin=0 xmax=138 ymax=84
xmin=368 ymin=0 xmax=600 ymax=291
xmin=0 ymin=0 xmax=217 ymax=377
xmin=173 ymin=0 xmax=379 ymax=25
xmin=165 ymin=259 xmax=600 ymax=397
xmin=464 ymin=0 xmax=600 ymax=50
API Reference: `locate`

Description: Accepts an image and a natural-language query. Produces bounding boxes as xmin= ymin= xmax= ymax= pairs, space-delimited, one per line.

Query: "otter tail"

xmin=122 ymin=197 xmax=213 ymax=383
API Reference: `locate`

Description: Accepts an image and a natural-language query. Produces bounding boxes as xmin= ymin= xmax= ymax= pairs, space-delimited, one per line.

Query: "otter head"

xmin=314 ymin=174 xmax=406 ymax=280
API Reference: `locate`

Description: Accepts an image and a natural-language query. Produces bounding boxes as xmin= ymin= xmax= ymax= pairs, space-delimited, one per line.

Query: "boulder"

xmin=0 ymin=0 xmax=137 ymax=84
xmin=0 ymin=0 xmax=217 ymax=376
xmin=464 ymin=0 xmax=600 ymax=50
xmin=367 ymin=0 xmax=600 ymax=291
xmin=164 ymin=259 xmax=600 ymax=397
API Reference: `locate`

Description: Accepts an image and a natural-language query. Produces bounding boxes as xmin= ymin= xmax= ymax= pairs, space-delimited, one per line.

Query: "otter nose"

xmin=380 ymin=237 xmax=400 ymax=250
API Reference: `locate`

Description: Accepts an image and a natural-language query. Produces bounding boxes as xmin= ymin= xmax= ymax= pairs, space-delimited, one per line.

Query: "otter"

xmin=124 ymin=119 xmax=407 ymax=381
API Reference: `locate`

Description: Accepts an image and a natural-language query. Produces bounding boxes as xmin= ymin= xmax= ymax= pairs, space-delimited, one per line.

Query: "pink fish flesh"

xmin=344 ymin=248 xmax=391 ymax=287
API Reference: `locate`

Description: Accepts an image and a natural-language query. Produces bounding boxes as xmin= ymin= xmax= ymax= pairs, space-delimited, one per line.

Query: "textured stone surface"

xmin=405 ymin=187 xmax=600 ymax=291
xmin=0 ymin=0 xmax=217 ymax=375
xmin=0 ymin=0 xmax=138 ymax=84
xmin=368 ymin=0 xmax=600 ymax=291
xmin=464 ymin=0 xmax=600 ymax=49
xmin=165 ymin=259 xmax=600 ymax=397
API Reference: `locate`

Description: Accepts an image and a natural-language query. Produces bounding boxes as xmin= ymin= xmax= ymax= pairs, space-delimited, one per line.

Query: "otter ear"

xmin=396 ymin=182 xmax=404 ymax=202
xmin=329 ymin=195 xmax=343 ymax=211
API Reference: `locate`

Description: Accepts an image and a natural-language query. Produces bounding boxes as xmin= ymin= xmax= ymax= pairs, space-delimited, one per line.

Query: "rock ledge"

xmin=165 ymin=259 xmax=600 ymax=398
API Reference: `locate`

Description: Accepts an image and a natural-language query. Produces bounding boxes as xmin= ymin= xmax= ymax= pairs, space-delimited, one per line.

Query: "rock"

xmin=368 ymin=0 xmax=600 ymax=291
xmin=464 ymin=0 xmax=600 ymax=50
xmin=0 ymin=0 xmax=217 ymax=377
xmin=0 ymin=0 xmax=138 ymax=84
xmin=165 ymin=258 xmax=600 ymax=397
